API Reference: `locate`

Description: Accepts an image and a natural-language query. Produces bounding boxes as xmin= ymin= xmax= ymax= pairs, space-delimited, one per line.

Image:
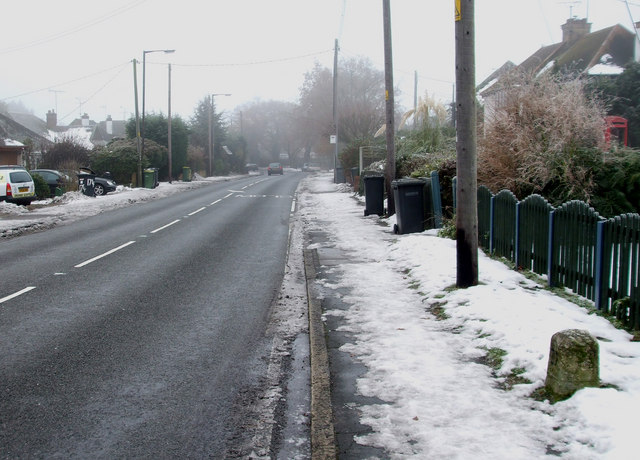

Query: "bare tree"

xmin=233 ymin=100 xmax=300 ymax=165
xmin=298 ymin=56 xmax=389 ymax=154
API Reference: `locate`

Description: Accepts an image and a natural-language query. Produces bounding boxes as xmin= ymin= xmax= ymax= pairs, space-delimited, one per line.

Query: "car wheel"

xmin=94 ymin=184 xmax=105 ymax=196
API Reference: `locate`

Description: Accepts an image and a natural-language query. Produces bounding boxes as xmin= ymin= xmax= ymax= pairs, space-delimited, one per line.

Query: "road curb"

xmin=303 ymin=248 xmax=337 ymax=460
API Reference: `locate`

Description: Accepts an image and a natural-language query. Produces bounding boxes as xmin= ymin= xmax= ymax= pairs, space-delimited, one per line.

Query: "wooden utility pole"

xmin=208 ymin=95 xmax=213 ymax=177
xmin=332 ymin=38 xmax=339 ymax=183
xmin=382 ymin=0 xmax=396 ymax=216
xmin=413 ymin=71 xmax=418 ymax=129
xmin=455 ymin=0 xmax=478 ymax=287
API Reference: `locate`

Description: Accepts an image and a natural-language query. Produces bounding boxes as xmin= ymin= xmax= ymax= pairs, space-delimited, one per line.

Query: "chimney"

xmin=561 ymin=18 xmax=591 ymax=43
xmin=46 ymin=110 xmax=57 ymax=130
xmin=106 ymin=115 xmax=113 ymax=135
xmin=81 ymin=113 xmax=89 ymax=127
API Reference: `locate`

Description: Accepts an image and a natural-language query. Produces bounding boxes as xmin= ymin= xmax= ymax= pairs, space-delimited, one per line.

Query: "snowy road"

xmin=0 ymin=173 xmax=305 ymax=457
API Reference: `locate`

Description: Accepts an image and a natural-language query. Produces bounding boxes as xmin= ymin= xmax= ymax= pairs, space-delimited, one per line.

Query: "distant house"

xmin=0 ymin=109 xmax=129 ymax=166
xmin=0 ymin=112 xmax=52 ymax=166
xmin=480 ymin=18 xmax=637 ymax=124
xmin=46 ymin=110 xmax=127 ymax=148
xmin=0 ymin=138 xmax=25 ymax=165
xmin=90 ymin=116 xmax=127 ymax=147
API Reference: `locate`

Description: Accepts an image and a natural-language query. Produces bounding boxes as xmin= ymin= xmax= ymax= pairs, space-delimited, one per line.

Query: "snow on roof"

xmin=588 ymin=53 xmax=625 ymax=75
xmin=1 ymin=138 xmax=25 ymax=147
xmin=49 ymin=126 xmax=94 ymax=149
xmin=536 ymin=60 xmax=556 ymax=77
xmin=588 ymin=63 xmax=625 ymax=75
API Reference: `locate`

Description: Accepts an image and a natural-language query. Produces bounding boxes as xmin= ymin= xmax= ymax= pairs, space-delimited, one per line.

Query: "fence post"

xmin=594 ymin=220 xmax=605 ymax=311
xmin=515 ymin=202 xmax=521 ymax=269
xmin=489 ymin=195 xmax=495 ymax=254
xmin=430 ymin=170 xmax=443 ymax=228
xmin=548 ymin=210 xmax=555 ymax=288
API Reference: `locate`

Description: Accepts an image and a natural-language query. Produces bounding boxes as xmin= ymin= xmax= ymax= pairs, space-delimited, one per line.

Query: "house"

xmin=518 ymin=18 xmax=634 ymax=75
xmin=480 ymin=18 xmax=637 ymax=124
xmin=90 ymin=115 xmax=127 ymax=147
xmin=46 ymin=110 xmax=127 ymax=148
xmin=0 ymin=112 xmax=52 ymax=166
xmin=0 ymin=138 xmax=25 ymax=165
xmin=0 ymin=108 xmax=129 ymax=166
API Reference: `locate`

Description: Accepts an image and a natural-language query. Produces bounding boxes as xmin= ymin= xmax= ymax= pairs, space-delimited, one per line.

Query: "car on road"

xmin=302 ymin=163 xmax=321 ymax=172
xmin=245 ymin=163 xmax=259 ymax=173
xmin=0 ymin=165 xmax=36 ymax=205
xmin=267 ymin=162 xmax=283 ymax=176
xmin=30 ymin=169 xmax=68 ymax=197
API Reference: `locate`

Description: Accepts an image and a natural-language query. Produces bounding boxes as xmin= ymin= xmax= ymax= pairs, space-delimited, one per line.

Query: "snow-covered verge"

xmin=0 ymin=175 xmax=245 ymax=238
xmin=299 ymin=173 xmax=640 ymax=459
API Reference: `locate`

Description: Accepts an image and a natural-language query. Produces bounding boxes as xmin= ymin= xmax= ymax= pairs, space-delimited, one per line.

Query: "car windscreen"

xmin=33 ymin=171 xmax=53 ymax=180
xmin=9 ymin=171 xmax=32 ymax=183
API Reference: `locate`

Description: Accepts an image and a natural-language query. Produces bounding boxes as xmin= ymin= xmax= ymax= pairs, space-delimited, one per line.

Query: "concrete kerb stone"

xmin=303 ymin=248 xmax=337 ymax=460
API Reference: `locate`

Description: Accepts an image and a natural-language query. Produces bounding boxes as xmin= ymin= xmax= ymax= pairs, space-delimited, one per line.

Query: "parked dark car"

xmin=267 ymin=162 xmax=283 ymax=176
xmin=94 ymin=175 xmax=117 ymax=196
xmin=76 ymin=167 xmax=117 ymax=196
xmin=30 ymin=169 xmax=68 ymax=197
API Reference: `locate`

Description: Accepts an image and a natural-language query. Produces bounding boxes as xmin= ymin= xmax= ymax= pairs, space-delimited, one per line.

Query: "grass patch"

xmin=500 ymin=367 xmax=533 ymax=391
xmin=476 ymin=347 xmax=534 ymax=391
xmin=483 ymin=347 xmax=507 ymax=370
xmin=437 ymin=217 xmax=456 ymax=240
xmin=408 ymin=280 xmax=421 ymax=290
xmin=428 ymin=300 xmax=449 ymax=320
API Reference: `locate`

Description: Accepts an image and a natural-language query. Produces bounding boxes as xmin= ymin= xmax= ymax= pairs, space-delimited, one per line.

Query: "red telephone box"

xmin=605 ymin=116 xmax=628 ymax=147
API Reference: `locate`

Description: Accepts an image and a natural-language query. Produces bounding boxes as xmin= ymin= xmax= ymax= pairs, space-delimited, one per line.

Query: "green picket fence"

xmin=493 ymin=190 xmax=518 ymax=261
xmin=517 ymin=194 xmax=553 ymax=275
xmin=453 ymin=180 xmax=640 ymax=330
xmin=598 ymin=214 xmax=640 ymax=329
xmin=477 ymin=186 xmax=492 ymax=250
xmin=550 ymin=201 xmax=602 ymax=301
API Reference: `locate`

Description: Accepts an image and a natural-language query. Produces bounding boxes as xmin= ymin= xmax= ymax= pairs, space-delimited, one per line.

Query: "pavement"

xmin=303 ymin=217 xmax=387 ymax=459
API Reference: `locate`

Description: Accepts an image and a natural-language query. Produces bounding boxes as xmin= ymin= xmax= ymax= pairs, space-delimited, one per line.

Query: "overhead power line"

xmin=171 ymin=49 xmax=332 ymax=68
xmin=59 ymin=63 xmax=130 ymax=122
xmin=1 ymin=61 xmax=131 ymax=101
xmin=0 ymin=0 xmax=147 ymax=55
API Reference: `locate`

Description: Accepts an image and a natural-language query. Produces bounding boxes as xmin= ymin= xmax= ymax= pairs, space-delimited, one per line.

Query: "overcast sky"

xmin=1 ymin=0 xmax=639 ymax=125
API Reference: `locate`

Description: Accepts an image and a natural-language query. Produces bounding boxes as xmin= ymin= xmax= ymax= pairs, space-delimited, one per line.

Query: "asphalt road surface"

xmin=0 ymin=172 xmax=305 ymax=458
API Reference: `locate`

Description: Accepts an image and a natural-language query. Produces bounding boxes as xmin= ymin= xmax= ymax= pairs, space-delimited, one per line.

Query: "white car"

xmin=0 ymin=166 xmax=36 ymax=205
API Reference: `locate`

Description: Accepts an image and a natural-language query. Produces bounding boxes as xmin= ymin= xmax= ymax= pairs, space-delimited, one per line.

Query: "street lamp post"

xmin=208 ymin=93 xmax=231 ymax=177
xmin=141 ymin=48 xmax=175 ymax=187
xmin=168 ymin=63 xmax=172 ymax=184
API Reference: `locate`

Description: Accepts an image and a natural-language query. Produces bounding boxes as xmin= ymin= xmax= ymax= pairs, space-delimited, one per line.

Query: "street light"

xmin=140 ymin=48 xmax=175 ymax=187
xmin=208 ymin=93 xmax=231 ymax=177
xmin=168 ymin=63 xmax=172 ymax=184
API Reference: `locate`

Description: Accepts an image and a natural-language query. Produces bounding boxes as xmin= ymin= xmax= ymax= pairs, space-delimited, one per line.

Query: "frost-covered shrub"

xmin=479 ymin=71 xmax=607 ymax=205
